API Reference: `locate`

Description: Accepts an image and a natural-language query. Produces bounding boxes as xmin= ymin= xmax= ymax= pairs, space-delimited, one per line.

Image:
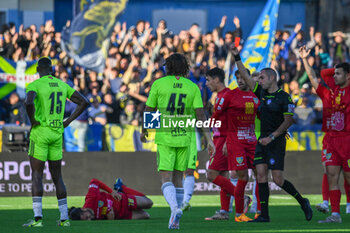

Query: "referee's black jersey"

xmin=253 ymin=82 xmax=296 ymax=138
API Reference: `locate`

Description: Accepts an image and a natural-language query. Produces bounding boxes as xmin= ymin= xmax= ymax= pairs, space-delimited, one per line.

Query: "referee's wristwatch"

xmin=268 ymin=134 xmax=275 ymax=141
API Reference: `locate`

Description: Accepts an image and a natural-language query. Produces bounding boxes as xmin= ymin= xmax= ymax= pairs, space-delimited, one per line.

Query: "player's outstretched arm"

xmin=25 ymin=91 xmax=40 ymax=127
xmin=231 ymin=46 xmax=256 ymax=91
xmin=195 ymin=108 xmax=216 ymax=156
xmin=299 ymin=46 xmax=319 ymax=90
xmin=140 ymin=105 xmax=155 ymax=142
xmin=63 ymin=91 xmax=89 ymax=128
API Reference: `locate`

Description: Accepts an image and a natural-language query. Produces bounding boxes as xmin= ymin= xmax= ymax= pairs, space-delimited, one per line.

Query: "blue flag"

xmin=62 ymin=0 xmax=128 ymax=73
xmin=229 ymin=0 xmax=279 ymax=88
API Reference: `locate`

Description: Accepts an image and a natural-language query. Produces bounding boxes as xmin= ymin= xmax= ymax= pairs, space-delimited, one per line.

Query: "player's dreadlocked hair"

xmin=165 ymin=53 xmax=189 ymax=77
xmin=69 ymin=207 xmax=82 ymax=220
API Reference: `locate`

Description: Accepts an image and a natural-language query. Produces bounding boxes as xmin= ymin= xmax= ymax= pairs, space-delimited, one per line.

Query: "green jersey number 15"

xmin=49 ymin=92 xmax=63 ymax=115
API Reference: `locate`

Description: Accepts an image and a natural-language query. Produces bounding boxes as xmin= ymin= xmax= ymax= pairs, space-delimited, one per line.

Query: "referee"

xmin=231 ymin=47 xmax=313 ymax=222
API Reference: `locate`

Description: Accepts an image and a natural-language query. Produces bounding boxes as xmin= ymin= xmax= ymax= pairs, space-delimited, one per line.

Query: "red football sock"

xmin=322 ymin=173 xmax=329 ymax=201
xmin=213 ymin=175 xmax=235 ymax=196
xmin=329 ymin=189 xmax=341 ymax=213
xmin=255 ymin=180 xmax=261 ymax=211
xmin=234 ymin=180 xmax=248 ymax=214
xmin=344 ymin=180 xmax=350 ymax=203
xmin=220 ymin=189 xmax=230 ymax=211
xmin=122 ymin=185 xmax=145 ymax=196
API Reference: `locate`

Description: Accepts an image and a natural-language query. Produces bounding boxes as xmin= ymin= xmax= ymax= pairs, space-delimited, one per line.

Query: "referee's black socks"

xmin=258 ymin=182 xmax=270 ymax=218
xmin=281 ymin=180 xmax=304 ymax=205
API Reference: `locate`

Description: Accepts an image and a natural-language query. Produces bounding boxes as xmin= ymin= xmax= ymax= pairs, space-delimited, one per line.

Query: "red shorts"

xmin=325 ymin=134 xmax=350 ymax=172
xmin=208 ymin=136 xmax=228 ymax=171
xmin=321 ymin=133 xmax=330 ymax=163
xmin=116 ymin=193 xmax=137 ymax=219
xmin=227 ymin=141 xmax=256 ymax=171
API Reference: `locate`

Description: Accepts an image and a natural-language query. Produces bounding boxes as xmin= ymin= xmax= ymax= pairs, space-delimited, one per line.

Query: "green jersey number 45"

xmin=166 ymin=93 xmax=187 ymax=115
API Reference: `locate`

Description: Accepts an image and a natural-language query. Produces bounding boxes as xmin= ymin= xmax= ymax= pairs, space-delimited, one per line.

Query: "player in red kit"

xmin=204 ymin=67 xmax=258 ymax=221
xmin=319 ymin=68 xmax=350 ymax=215
xmin=204 ymin=67 xmax=235 ymax=220
xmin=300 ymin=46 xmax=350 ymax=223
xmin=212 ymin=68 xmax=260 ymax=222
xmin=69 ymin=179 xmax=153 ymax=220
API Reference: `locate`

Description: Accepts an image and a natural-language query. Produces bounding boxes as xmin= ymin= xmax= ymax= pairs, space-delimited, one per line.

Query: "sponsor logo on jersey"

xmin=128 ymin=198 xmax=135 ymax=206
xmin=98 ymin=200 xmax=104 ymax=208
xmin=89 ymin=184 xmax=99 ymax=189
xmin=49 ymin=119 xmax=62 ymax=128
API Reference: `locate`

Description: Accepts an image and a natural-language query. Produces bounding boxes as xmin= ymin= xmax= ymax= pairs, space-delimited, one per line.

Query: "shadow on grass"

xmin=1 ymin=206 xmax=350 ymax=233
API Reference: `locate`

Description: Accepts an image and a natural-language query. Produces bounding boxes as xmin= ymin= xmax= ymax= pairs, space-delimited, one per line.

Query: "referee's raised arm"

xmin=231 ymin=46 xmax=256 ymax=91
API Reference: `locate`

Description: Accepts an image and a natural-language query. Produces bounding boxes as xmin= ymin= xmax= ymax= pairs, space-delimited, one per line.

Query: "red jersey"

xmin=83 ymin=179 xmax=122 ymax=220
xmin=320 ymin=68 xmax=350 ymax=136
xmin=317 ymin=84 xmax=332 ymax=133
xmin=212 ymin=87 xmax=230 ymax=137
xmin=213 ymin=88 xmax=259 ymax=144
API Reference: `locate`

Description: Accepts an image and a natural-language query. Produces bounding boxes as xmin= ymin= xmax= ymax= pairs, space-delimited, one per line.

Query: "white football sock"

xmin=229 ymin=178 xmax=238 ymax=211
xmin=175 ymin=188 xmax=184 ymax=207
xmin=161 ymin=182 xmax=178 ymax=212
xmin=32 ymin=196 xmax=43 ymax=218
xmin=58 ymin=198 xmax=68 ymax=221
xmin=183 ymin=175 xmax=195 ymax=204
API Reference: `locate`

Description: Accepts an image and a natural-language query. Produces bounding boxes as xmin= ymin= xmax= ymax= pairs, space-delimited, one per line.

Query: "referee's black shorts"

xmin=253 ymin=135 xmax=286 ymax=170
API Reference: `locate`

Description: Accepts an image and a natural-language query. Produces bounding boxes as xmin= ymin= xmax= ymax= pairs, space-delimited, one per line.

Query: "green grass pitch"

xmin=1 ymin=195 xmax=350 ymax=233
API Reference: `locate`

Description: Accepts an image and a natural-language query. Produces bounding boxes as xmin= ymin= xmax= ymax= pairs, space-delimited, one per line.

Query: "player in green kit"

xmin=23 ymin=57 xmax=89 ymax=227
xmin=141 ymin=53 xmax=215 ymax=229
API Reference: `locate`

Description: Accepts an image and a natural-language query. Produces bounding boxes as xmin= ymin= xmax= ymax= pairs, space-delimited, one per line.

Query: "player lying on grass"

xmin=69 ymin=178 xmax=153 ymax=220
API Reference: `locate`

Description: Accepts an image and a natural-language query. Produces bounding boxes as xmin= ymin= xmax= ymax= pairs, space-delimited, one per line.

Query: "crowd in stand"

xmin=0 ymin=16 xmax=349 ymax=133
